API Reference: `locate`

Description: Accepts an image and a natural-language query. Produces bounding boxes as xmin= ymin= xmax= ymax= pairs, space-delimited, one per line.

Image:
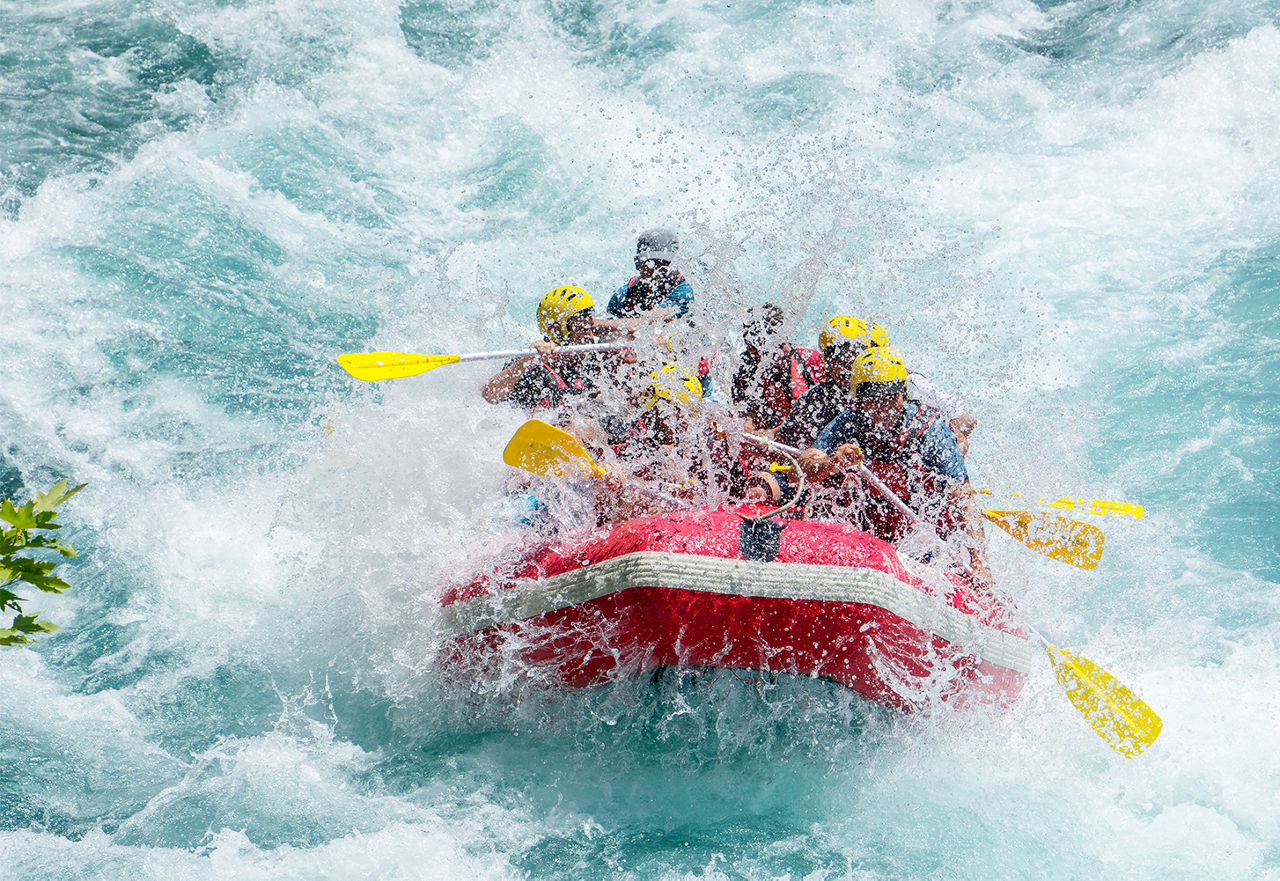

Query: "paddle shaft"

xmin=745 ymin=433 xmax=920 ymax=524
xmin=743 ymin=432 xmax=1105 ymax=570
xmin=462 ymin=342 xmax=629 ymax=364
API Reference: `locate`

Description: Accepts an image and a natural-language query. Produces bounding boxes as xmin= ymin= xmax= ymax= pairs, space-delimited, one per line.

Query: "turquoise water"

xmin=2 ymin=0 xmax=1278 ymax=877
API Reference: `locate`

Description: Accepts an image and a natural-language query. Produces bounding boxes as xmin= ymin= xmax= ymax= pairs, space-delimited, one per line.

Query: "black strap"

xmin=794 ymin=351 xmax=815 ymax=397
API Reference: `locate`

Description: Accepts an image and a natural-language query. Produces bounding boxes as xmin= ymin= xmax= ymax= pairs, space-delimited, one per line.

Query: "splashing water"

xmin=2 ymin=0 xmax=1278 ymax=877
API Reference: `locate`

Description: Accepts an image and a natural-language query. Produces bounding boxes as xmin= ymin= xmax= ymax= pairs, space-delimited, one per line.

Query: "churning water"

xmin=1 ymin=0 xmax=1278 ymax=877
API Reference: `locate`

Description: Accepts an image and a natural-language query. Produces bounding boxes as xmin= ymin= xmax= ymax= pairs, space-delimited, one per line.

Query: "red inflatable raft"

xmin=438 ymin=507 xmax=1033 ymax=710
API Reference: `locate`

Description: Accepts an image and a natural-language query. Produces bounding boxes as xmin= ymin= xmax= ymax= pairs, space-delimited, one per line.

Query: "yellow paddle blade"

xmin=1039 ymin=495 xmax=1145 ymax=520
xmin=503 ymin=419 xmax=604 ymax=478
xmin=336 ymin=352 xmax=460 ymax=381
xmin=979 ymin=489 xmax=1145 ymax=520
xmin=983 ymin=509 xmax=1104 ymax=570
xmin=1045 ymin=645 xmax=1163 ymax=757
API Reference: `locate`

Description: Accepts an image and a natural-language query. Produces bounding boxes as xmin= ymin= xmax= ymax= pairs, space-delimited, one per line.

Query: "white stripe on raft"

xmin=439 ymin=551 xmax=1035 ymax=674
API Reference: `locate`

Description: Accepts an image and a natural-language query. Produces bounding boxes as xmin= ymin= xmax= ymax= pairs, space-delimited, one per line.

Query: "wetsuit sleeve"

xmin=815 ymin=409 xmax=857 ymax=454
xmin=918 ymin=419 xmax=969 ymax=486
xmin=607 ymin=284 xmax=628 ymax=318
xmin=664 ymin=278 xmax=694 ymax=318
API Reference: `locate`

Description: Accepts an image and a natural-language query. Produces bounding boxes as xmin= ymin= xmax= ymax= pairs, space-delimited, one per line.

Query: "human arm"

xmin=794 ymin=409 xmax=863 ymax=480
xmin=796 ymin=443 xmax=864 ymax=482
xmin=907 ymin=370 xmax=976 ymax=454
xmin=914 ymin=418 xmax=994 ymax=589
xmin=481 ymin=355 xmax=538 ymax=404
xmin=948 ymin=414 xmax=977 ymax=457
xmin=588 ymin=316 xmax=639 ymax=342
xmin=946 ymin=481 xmax=994 ymax=591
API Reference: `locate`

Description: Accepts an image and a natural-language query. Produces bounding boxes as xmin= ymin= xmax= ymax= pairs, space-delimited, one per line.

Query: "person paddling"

xmin=772 ymin=315 xmax=888 ymax=450
xmin=608 ymin=228 xmax=716 ymax=397
xmin=773 ymin=314 xmax=977 ymax=455
xmin=796 ymin=348 xmax=994 ymax=589
xmin=483 ymin=285 xmax=630 ymax=412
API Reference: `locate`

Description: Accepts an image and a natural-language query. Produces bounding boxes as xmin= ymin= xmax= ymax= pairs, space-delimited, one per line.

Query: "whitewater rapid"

xmin=1 ymin=0 xmax=1278 ymax=877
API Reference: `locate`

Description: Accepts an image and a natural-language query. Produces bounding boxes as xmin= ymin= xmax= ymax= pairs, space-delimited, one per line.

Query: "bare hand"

xmin=949 ymin=414 xmax=976 ymax=458
xmin=797 ymin=448 xmax=829 ymax=477
xmin=831 ymin=443 xmax=864 ymax=469
xmin=531 ymin=339 xmax=558 ymax=357
xmin=598 ymin=464 xmax=626 ymax=492
xmin=949 ymin=414 xmax=977 ymax=437
xmin=967 ymin=559 xmax=995 ymax=594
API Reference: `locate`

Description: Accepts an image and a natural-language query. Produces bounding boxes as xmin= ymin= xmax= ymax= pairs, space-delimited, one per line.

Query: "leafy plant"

xmin=0 ymin=480 xmax=85 ymax=646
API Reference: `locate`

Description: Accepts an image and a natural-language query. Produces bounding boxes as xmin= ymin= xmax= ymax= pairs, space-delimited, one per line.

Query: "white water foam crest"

xmin=918 ymin=25 xmax=1280 ymax=291
xmin=2 ymin=0 xmax=1278 ymax=875
xmin=1 ymin=823 xmax=516 ymax=880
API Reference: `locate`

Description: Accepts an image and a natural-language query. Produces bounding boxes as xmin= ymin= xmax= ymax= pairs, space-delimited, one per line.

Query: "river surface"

xmin=2 ymin=0 xmax=1278 ymax=877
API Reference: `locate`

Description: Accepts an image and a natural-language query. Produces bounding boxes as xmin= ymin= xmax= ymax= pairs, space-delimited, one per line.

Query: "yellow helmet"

xmin=536 ymin=286 xmax=594 ymax=342
xmin=818 ymin=315 xmax=890 ymax=358
xmin=640 ymin=364 xmax=703 ymax=410
xmin=850 ymin=347 xmax=908 ymax=398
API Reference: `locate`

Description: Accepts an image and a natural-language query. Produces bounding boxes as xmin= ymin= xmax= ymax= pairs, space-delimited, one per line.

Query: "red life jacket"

xmin=860 ymin=404 xmax=957 ymax=543
xmin=531 ymin=363 xmax=582 ymax=411
xmin=758 ymin=348 xmax=825 ymax=427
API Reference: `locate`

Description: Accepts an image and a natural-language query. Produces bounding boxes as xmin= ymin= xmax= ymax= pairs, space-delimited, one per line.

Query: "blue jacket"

xmin=607 ymin=274 xmax=694 ymax=319
xmin=817 ymin=401 xmax=968 ymax=487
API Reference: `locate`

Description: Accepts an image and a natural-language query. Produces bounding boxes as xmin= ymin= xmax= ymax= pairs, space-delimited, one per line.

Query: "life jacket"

xmin=606 ymin=414 xmax=655 ymax=462
xmin=529 ymin=363 xmax=585 ymax=411
xmin=615 ymin=271 xmax=687 ymax=316
xmin=859 ymin=404 xmax=957 ymax=543
xmin=752 ymin=347 xmax=825 ymax=429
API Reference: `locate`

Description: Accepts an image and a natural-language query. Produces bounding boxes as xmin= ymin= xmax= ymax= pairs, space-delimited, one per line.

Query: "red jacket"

xmin=733 ymin=346 xmax=826 ymax=429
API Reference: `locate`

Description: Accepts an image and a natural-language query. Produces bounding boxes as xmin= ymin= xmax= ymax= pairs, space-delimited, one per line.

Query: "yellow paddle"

xmin=981 ymin=509 xmax=1104 ymax=570
xmin=337 ymin=343 xmax=628 ymax=382
xmin=855 ymin=464 xmax=1162 ymax=756
xmin=506 ymin=425 xmax=1162 ymax=756
xmin=1035 ymin=633 xmax=1163 ymax=757
xmin=779 ymin=435 xmax=1162 ymax=755
xmin=503 ymin=420 xmax=690 ymax=508
xmin=502 ymin=419 xmax=605 ymax=478
xmin=977 ymin=488 xmax=1145 ymax=520
xmin=744 ymin=435 xmax=1106 ymax=570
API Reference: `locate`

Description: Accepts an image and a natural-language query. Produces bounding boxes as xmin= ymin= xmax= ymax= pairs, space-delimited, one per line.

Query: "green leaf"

xmin=5 ymin=558 xmax=56 ymax=577
xmin=0 ymin=500 xmax=39 ymax=530
xmin=22 ymin=574 xmax=69 ymax=594
xmin=0 ymin=480 xmax=82 ymax=649
xmin=25 ymin=535 xmax=77 ymax=557
xmin=0 ymin=614 xmax=57 ymax=645
xmin=13 ymin=614 xmax=55 ymax=633
xmin=33 ymin=481 xmax=87 ymax=515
